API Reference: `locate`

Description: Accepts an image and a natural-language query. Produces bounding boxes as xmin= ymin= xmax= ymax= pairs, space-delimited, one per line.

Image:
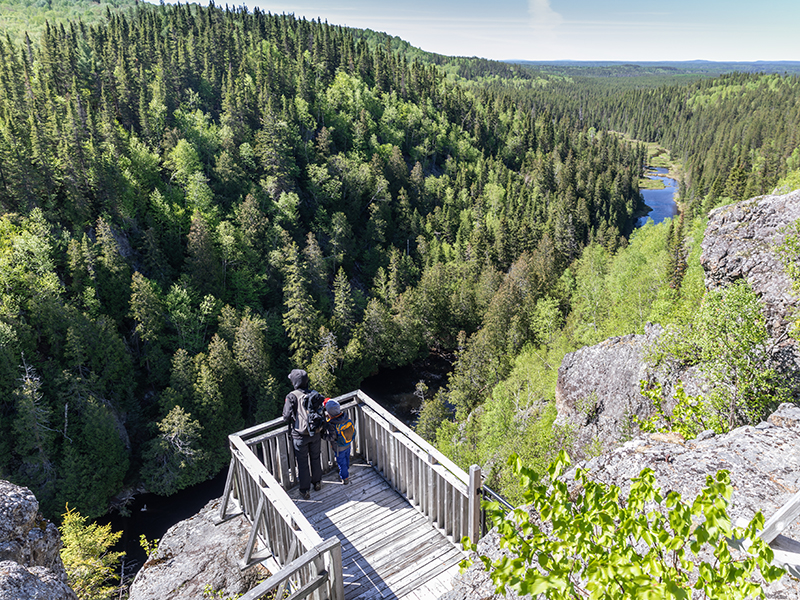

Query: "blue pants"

xmin=335 ymin=447 xmax=350 ymax=480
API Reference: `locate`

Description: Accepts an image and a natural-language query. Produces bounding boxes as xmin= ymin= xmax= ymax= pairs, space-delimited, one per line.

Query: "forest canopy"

xmin=0 ymin=0 xmax=797 ymax=520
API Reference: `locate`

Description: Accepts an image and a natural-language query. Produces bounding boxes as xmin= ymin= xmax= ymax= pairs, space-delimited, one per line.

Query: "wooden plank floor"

xmin=286 ymin=457 xmax=465 ymax=599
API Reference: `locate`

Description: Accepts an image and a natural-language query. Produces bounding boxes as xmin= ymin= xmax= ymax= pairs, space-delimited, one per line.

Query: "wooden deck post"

xmin=468 ymin=464 xmax=481 ymax=545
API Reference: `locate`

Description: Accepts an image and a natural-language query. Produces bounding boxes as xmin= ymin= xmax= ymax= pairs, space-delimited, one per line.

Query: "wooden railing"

xmin=349 ymin=390 xmax=483 ymax=545
xmin=217 ymin=389 xmax=492 ymax=599
xmin=219 ymin=389 xmax=800 ymax=598
xmin=217 ymin=424 xmax=345 ymax=600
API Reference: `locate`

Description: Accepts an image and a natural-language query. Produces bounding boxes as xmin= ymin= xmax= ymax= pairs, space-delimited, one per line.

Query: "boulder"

xmin=0 ymin=480 xmax=76 ymax=600
xmin=0 ymin=562 xmax=77 ymax=600
xmin=127 ymin=497 xmax=264 ymax=600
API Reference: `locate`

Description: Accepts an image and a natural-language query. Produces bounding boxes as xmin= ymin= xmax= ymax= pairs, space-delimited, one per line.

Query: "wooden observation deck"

xmin=217 ymin=390 xmax=504 ymax=600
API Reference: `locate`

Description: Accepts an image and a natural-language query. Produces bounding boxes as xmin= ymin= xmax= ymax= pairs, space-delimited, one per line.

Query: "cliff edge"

xmin=0 ymin=480 xmax=77 ymax=600
xmin=556 ymin=189 xmax=800 ymax=459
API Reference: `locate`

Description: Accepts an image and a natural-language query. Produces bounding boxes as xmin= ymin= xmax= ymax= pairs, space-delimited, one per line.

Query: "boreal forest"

xmin=0 ymin=0 xmax=799 ymax=521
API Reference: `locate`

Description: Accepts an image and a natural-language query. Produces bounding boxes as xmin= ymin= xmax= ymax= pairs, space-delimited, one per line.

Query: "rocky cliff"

xmin=127 ymin=497 xmax=263 ymax=600
xmin=701 ymin=190 xmax=800 ymax=376
xmin=0 ymin=480 xmax=77 ymax=600
xmin=445 ymin=402 xmax=800 ymax=599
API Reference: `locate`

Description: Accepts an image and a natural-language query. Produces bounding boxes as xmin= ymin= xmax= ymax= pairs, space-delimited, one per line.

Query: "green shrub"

xmin=464 ymin=452 xmax=785 ymax=599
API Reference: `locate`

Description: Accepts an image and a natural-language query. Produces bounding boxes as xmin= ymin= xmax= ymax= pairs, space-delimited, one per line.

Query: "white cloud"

xmin=528 ymin=0 xmax=563 ymax=30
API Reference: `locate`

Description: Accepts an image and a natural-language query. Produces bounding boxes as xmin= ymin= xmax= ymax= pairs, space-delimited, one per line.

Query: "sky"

xmin=146 ymin=0 xmax=800 ymax=62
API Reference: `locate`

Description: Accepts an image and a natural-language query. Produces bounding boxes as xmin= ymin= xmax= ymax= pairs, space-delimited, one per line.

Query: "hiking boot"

xmin=314 ymin=482 xmax=322 ymax=491
xmin=301 ymin=490 xmax=310 ymax=500
xmin=342 ymin=477 xmax=349 ymax=485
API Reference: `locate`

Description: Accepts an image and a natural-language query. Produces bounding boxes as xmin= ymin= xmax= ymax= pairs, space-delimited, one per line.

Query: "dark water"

xmin=359 ymin=352 xmax=454 ymax=425
xmin=636 ymin=167 xmax=678 ymax=227
xmin=98 ymin=470 xmax=227 ymax=578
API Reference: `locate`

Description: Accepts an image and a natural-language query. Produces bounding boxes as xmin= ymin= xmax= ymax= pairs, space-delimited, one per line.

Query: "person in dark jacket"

xmin=282 ymin=369 xmax=323 ymax=499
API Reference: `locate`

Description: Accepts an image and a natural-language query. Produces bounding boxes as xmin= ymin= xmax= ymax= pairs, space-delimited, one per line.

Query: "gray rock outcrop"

xmin=554 ymin=323 xmax=708 ymax=459
xmin=446 ymin=403 xmax=800 ymax=600
xmin=556 ymin=323 xmax=657 ymax=458
xmin=555 ymin=189 xmax=800 ymax=459
xmin=701 ymin=190 xmax=800 ymax=330
xmin=127 ymin=497 xmax=263 ymax=600
xmin=0 ymin=480 xmax=77 ymax=600
xmin=701 ymin=189 xmax=800 ymax=375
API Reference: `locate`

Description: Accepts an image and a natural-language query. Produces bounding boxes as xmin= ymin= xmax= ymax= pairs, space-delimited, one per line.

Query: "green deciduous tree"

xmin=60 ymin=506 xmax=124 ymax=600
xmin=651 ymin=279 xmax=787 ymax=431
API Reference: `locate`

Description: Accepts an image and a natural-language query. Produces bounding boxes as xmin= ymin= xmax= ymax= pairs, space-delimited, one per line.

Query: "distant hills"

xmin=2 ymin=0 xmax=795 ymax=82
xmin=511 ymin=60 xmax=800 ymax=77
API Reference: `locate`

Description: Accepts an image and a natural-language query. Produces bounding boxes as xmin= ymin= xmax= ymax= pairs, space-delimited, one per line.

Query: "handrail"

xmin=354 ymin=390 xmax=470 ymax=485
xmin=228 ymin=435 xmax=321 ymax=547
xmin=238 ymin=538 xmax=341 ymax=600
xmin=482 ymin=484 xmax=514 ymax=511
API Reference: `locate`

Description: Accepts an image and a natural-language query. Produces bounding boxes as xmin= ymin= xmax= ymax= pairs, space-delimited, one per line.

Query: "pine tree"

xmin=282 ymin=241 xmax=320 ymax=366
xmin=11 ymin=361 xmax=56 ymax=499
xmin=308 ymin=326 xmax=342 ymax=397
xmin=185 ymin=212 xmax=223 ymax=298
xmin=60 ymin=506 xmax=124 ymax=600
xmin=331 ymin=267 xmax=357 ymax=344
xmin=192 ymin=335 xmax=244 ymax=468
xmin=233 ymin=312 xmax=277 ymax=422
xmin=141 ymin=405 xmax=208 ymax=495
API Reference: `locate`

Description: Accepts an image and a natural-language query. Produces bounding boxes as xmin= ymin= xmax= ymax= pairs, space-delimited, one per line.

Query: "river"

xmin=636 ymin=167 xmax=679 ymax=227
xmin=98 ymin=470 xmax=227 ymax=579
xmin=359 ymin=352 xmax=454 ymax=425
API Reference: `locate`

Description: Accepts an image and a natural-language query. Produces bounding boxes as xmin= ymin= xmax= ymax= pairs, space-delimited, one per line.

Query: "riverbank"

xmin=610 ymin=131 xmax=685 ymax=184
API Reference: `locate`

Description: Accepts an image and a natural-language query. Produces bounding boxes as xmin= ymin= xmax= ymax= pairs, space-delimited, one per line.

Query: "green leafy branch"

xmin=463 ymin=451 xmax=785 ymax=599
xmin=637 ymin=380 xmax=725 ymax=439
xmin=139 ymin=534 xmax=160 ymax=561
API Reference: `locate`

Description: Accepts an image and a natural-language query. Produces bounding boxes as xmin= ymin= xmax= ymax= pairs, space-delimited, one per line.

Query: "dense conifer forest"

xmin=0 ymin=0 xmax=798 ymax=519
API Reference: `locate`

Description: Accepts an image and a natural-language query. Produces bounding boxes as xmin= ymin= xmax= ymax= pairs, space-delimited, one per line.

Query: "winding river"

xmin=636 ymin=167 xmax=679 ymax=227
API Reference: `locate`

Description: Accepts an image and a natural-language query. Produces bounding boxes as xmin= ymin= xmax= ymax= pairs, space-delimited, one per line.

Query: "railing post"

xmin=468 ymin=464 xmax=481 ymax=545
xmin=329 ymin=539 xmax=345 ymax=600
xmin=216 ymin=455 xmax=239 ymax=523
